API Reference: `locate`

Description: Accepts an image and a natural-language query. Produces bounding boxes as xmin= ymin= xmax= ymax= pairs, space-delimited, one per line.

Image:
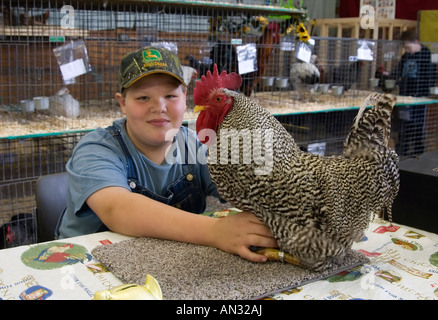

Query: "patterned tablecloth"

xmin=266 ymin=218 xmax=438 ymax=300
xmin=0 ymin=217 xmax=437 ymax=300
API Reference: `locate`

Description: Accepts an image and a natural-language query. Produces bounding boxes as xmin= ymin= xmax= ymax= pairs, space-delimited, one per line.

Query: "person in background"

xmin=392 ymin=29 xmax=436 ymax=97
xmin=55 ymin=47 xmax=277 ymax=263
xmin=390 ymin=30 xmax=436 ymax=156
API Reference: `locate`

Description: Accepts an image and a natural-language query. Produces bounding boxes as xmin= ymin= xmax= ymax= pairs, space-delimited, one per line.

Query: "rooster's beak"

xmin=194 ymin=105 xmax=208 ymax=113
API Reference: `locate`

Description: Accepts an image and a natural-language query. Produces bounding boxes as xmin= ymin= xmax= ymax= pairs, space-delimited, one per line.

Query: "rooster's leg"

xmin=255 ymin=248 xmax=303 ymax=267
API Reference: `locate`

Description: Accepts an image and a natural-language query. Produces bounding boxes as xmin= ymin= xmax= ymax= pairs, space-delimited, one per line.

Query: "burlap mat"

xmin=91 ymin=237 xmax=369 ymax=300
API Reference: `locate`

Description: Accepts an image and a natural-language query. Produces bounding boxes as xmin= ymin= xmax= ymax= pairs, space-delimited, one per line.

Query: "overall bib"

xmin=105 ymin=126 xmax=207 ymax=214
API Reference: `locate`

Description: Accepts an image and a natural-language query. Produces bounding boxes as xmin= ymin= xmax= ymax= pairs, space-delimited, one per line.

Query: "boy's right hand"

xmin=208 ymin=211 xmax=278 ymax=263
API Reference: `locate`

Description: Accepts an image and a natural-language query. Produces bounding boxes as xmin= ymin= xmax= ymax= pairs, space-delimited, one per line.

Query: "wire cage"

xmin=1 ymin=1 xmax=437 ymax=130
xmin=0 ymin=0 xmax=311 ymax=135
xmin=0 ymin=131 xmax=87 ymax=248
xmin=0 ymin=0 xmax=437 ymax=247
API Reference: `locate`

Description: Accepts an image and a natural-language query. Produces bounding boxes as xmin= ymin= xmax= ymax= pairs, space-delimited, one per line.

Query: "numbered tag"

xmin=281 ymin=40 xmax=294 ymax=51
xmin=357 ymin=40 xmax=374 ymax=61
xmin=296 ymin=42 xmax=312 ymax=63
xmin=60 ymin=58 xmax=87 ymax=81
xmin=236 ymin=44 xmax=257 ymax=75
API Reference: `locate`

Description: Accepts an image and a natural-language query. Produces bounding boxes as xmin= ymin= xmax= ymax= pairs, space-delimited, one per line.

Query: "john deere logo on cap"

xmin=143 ymin=49 xmax=162 ymax=62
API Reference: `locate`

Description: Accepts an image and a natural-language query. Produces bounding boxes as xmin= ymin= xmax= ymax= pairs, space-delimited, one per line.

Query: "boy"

xmin=392 ymin=29 xmax=436 ymax=97
xmin=390 ymin=30 xmax=436 ymax=155
xmin=56 ymin=47 xmax=277 ymax=263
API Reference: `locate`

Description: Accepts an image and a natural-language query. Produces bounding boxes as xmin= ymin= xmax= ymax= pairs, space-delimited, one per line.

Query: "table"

xmin=0 ymin=218 xmax=437 ymax=300
xmin=267 ymin=219 xmax=438 ymax=300
xmin=0 ymin=232 xmax=129 ymax=300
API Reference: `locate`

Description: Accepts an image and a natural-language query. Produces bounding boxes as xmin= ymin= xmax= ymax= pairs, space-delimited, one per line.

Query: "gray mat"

xmin=91 ymin=237 xmax=369 ymax=300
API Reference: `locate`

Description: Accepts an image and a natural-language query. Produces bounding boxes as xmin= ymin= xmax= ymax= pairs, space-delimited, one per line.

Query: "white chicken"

xmin=49 ymin=87 xmax=80 ymax=118
xmin=290 ymin=55 xmax=321 ymax=102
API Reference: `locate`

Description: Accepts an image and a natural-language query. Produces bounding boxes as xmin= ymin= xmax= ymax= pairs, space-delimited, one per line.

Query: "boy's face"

xmin=116 ymin=73 xmax=187 ymax=152
xmin=403 ymin=40 xmax=421 ymax=54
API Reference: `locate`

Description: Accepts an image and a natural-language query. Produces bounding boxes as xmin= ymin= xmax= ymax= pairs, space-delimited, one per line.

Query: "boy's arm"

xmin=86 ymin=186 xmax=277 ymax=263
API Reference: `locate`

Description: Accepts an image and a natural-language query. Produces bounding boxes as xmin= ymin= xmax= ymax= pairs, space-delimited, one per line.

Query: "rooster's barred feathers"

xmin=206 ymin=89 xmax=399 ymax=271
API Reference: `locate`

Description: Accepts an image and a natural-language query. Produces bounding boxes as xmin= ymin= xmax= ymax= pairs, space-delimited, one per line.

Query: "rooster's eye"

xmin=216 ymin=97 xmax=222 ymax=102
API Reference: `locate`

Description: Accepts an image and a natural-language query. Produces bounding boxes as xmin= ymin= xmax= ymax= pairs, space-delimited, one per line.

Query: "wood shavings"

xmin=1 ymin=91 xmax=434 ymax=138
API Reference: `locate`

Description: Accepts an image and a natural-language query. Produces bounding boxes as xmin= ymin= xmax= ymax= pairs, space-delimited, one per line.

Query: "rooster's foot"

xmin=255 ymin=248 xmax=302 ymax=267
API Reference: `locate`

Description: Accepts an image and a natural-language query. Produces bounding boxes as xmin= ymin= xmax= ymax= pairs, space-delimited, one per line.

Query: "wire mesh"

xmin=1 ymin=2 xmax=436 ymax=137
xmin=0 ymin=0 xmax=437 ymax=247
xmin=0 ymin=131 xmax=88 ymax=248
xmin=0 ymin=0 xmax=306 ymax=136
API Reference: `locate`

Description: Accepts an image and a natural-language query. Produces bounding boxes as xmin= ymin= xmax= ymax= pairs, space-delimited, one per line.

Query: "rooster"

xmin=331 ymin=60 xmax=364 ymax=91
xmin=241 ymin=22 xmax=281 ymax=97
xmin=0 ymin=213 xmax=36 ymax=249
xmin=188 ymin=21 xmax=280 ymax=97
xmin=194 ymin=65 xmax=399 ymax=271
xmin=1 ymin=7 xmax=50 ymax=26
xmin=290 ymin=54 xmax=321 ymax=101
xmin=187 ymin=41 xmax=238 ymax=79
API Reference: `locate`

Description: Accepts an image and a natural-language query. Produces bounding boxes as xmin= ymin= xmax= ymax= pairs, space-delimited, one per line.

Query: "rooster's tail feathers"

xmin=344 ymin=93 xmax=397 ymax=157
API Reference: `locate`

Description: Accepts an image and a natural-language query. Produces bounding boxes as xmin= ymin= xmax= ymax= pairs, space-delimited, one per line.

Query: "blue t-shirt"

xmin=56 ymin=118 xmax=219 ymax=238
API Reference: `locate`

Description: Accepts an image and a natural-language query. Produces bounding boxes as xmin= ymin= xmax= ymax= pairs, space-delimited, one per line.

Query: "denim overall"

xmin=105 ymin=126 xmax=207 ymax=214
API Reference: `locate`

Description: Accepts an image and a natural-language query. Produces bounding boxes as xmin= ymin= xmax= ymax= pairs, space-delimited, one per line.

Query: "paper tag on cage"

xmin=357 ymin=40 xmax=374 ymax=61
xmin=296 ymin=42 xmax=311 ymax=63
xmin=281 ymin=40 xmax=294 ymax=51
xmin=238 ymin=60 xmax=257 ymax=75
xmin=60 ymin=58 xmax=87 ymax=81
xmin=236 ymin=44 xmax=257 ymax=75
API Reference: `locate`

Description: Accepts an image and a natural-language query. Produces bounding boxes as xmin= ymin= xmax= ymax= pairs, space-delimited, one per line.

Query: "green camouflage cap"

xmin=119 ymin=47 xmax=186 ymax=92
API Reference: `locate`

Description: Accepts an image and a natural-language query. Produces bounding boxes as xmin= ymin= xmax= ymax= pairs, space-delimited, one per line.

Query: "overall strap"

xmin=105 ymin=125 xmax=138 ymax=182
xmin=183 ymin=125 xmax=189 ymax=165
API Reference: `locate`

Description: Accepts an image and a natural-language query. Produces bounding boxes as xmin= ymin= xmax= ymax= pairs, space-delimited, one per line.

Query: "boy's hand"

xmin=209 ymin=211 xmax=278 ymax=263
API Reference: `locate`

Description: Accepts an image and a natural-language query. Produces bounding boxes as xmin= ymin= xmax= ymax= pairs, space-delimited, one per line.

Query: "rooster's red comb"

xmin=194 ymin=64 xmax=242 ymax=104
